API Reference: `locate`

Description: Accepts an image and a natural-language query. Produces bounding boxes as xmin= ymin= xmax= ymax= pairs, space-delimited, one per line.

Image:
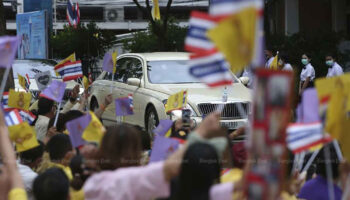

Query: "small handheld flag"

xmin=60 ymin=61 xmax=83 ymax=82
xmin=34 ymin=71 xmax=52 ymax=91
xmin=102 ymin=53 xmax=113 ymax=73
xmin=115 ymin=94 xmax=134 ymax=116
xmin=66 ymin=114 xmax=89 ymax=148
xmin=153 ymin=120 xmax=173 ymax=137
xmin=18 ymin=110 xmax=36 ymax=124
xmin=8 ymin=122 xmax=39 ymax=152
xmin=18 ymin=73 xmax=30 ymax=91
xmin=149 ymin=136 xmax=180 ymax=163
xmin=82 ymin=111 xmax=106 ymax=143
xmin=40 ymin=80 xmax=67 ymax=103
xmin=165 ymin=91 xmax=187 ymax=113
xmin=189 ymin=51 xmax=233 ymax=87
xmin=83 ymin=76 xmax=89 ymax=89
xmin=54 ymin=53 xmax=76 ymax=76
xmin=185 ymin=11 xmax=218 ymax=53
xmin=5 ymin=109 xmax=23 ymax=126
xmin=0 ymin=36 xmax=19 ymax=68
xmin=2 ymin=92 xmax=9 ymax=111
xmin=112 ymin=51 xmax=117 ymax=74
xmin=8 ymin=89 xmax=32 ymax=111
xmin=287 ymin=122 xmax=332 ymax=154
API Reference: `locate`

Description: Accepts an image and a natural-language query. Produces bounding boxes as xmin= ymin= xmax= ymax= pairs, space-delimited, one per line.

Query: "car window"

xmin=127 ymin=58 xmax=143 ymax=79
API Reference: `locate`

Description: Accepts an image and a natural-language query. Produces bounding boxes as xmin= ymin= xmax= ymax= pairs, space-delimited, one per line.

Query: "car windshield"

xmin=147 ymin=60 xmax=237 ymax=84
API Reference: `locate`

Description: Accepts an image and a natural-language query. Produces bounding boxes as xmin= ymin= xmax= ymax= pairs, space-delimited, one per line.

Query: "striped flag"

xmin=185 ymin=11 xmax=219 ymax=53
xmin=287 ymin=122 xmax=332 ymax=154
xmin=5 ymin=109 xmax=23 ymax=126
xmin=189 ymin=50 xmax=233 ymax=87
xmin=2 ymin=92 xmax=10 ymax=111
xmin=18 ymin=110 xmax=36 ymax=124
xmin=58 ymin=61 xmax=83 ymax=82
xmin=54 ymin=53 xmax=76 ymax=76
xmin=209 ymin=0 xmax=261 ymax=17
xmin=67 ymin=0 xmax=80 ymax=28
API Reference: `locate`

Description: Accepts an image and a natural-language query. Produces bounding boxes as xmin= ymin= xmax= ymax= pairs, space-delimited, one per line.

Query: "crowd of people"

xmin=0 ymin=52 xmax=349 ymax=200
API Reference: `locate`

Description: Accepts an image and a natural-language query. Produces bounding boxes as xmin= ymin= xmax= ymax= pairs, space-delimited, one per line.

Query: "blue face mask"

xmin=301 ymin=59 xmax=309 ymax=66
xmin=326 ymin=60 xmax=334 ymax=67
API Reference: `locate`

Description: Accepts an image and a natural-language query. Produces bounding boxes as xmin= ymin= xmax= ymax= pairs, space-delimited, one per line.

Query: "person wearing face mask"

xmin=277 ymin=53 xmax=293 ymax=71
xmin=325 ymin=54 xmax=343 ymax=77
xmin=299 ymin=53 xmax=315 ymax=95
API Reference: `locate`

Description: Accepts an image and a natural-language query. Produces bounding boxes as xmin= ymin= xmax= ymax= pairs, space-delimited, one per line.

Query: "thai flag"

xmin=287 ymin=122 xmax=332 ymax=154
xmin=2 ymin=92 xmax=10 ymax=111
xmin=209 ymin=0 xmax=262 ymax=17
xmin=185 ymin=11 xmax=219 ymax=53
xmin=128 ymin=94 xmax=134 ymax=112
xmin=18 ymin=110 xmax=36 ymax=124
xmin=60 ymin=61 xmax=83 ymax=82
xmin=5 ymin=109 xmax=23 ymax=126
xmin=66 ymin=0 xmax=80 ymax=28
xmin=115 ymin=94 xmax=134 ymax=116
xmin=189 ymin=50 xmax=233 ymax=87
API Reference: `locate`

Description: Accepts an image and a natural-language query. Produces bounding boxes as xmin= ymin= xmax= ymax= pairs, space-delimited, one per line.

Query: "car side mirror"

xmin=127 ymin=78 xmax=141 ymax=87
xmin=239 ymin=77 xmax=250 ymax=86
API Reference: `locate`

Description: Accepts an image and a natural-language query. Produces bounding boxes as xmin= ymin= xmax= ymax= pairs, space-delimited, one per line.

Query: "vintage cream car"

xmin=89 ymin=52 xmax=252 ymax=134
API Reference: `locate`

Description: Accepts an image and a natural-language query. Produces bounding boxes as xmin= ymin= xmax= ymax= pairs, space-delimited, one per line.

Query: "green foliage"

xmin=123 ymin=19 xmax=188 ymax=52
xmin=50 ymin=22 xmax=116 ymax=71
xmin=266 ymin=32 xmax=347 ymax=78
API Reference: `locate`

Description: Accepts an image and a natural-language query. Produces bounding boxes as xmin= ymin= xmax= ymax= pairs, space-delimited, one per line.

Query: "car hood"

xmin=146 ymin=83 xmax=251 ymax=104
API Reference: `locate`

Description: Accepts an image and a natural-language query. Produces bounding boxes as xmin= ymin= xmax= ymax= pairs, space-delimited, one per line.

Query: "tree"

xmin=123 ymin=18 xmax=187 ymax=52
xmin=50 ymin=22 xmax=116 ymax=77
xmin=132 ymin=0 xmax=174 ymax=51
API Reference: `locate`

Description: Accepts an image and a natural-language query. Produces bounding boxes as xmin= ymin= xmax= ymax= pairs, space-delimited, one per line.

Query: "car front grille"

xmin=197 ymin=102 xmax=250 ymax=119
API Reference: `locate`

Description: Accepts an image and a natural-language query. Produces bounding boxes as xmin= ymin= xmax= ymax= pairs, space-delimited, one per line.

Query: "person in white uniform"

xmin=265 ymin=49 xmax=275 ymax=68
xmin=278 ymin=53 xmax=293 ymax=71
xmin=325 ymin=54 xmax=343 ymax=77
xmin=299 ymin=53 xmax=315 ymax=95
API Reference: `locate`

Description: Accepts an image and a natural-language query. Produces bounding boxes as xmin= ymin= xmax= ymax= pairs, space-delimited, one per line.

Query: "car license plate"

xmin=220 ymin=121 xmax=240 ymax=129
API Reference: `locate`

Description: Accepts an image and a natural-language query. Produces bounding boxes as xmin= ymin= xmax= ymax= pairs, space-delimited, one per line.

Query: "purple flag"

xmin=0 ymin=36 xmax=19 ymax=68
xmin=40 ymin=80 xmax=66 ymax=103
xmin=115 ymin=94 xmax=133 ymax=116
xmin=102 ymin=53 xmax=113 ymax=73
xmin=66 ymin=114 xmax=89 ymax=148
xmin=153 ymin=120 xmax=173 ymax=137
xmin=149 ymin=136 xmax=180 ymax=163
xmin=302 ymin=88 xmax=320 ymax=123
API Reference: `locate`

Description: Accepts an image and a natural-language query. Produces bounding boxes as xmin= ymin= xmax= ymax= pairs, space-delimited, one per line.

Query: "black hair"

xmin=37 ymin=97 xmax=54 ymax=116
xmin=172 ymin=143 xmax=221 ymax=200
xmin=70 ymin=155 xmax=89 ymax=190
xmin=316 ymin=143 xmax=340 ymax=179
xmin=19 ymin=140 xmax=44 ymax=165
xmin=134 ymin=125 xmax=151 ymax=151
xmin=302 ymin=53 xmax=312 ymax=59
xmin=279 ymin=52 xmax=288 ymax=63
xmin=46 ymin=134 xmax=73 ymax=162
xmin=47 ymin=114 xmax=66 ymax=132
xmin=325 ymin=53 xmax=337 ymax=60
xmin=63 ymin=110 xmax=85 ymax=124
xmin=33 ymin=168 xmax=69 ymax=200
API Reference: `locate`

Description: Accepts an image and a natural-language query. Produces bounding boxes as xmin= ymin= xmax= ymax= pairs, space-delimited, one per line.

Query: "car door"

xmin=116 ymin=56 xmax=144 ymax=126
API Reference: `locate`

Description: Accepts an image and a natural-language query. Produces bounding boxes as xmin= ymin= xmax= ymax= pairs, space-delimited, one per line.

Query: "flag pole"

xmin=0 ymin=67 xmax=11 ymax=101
xmin=324 ymin=145 xmax=335 ymax=200
xmin=302 ymin=149 xmax=320 ymax=173
xmin=53 ymin=102 xmax=62 ymax=127
xmin=332 ymin=140 xmax=343 ymax=161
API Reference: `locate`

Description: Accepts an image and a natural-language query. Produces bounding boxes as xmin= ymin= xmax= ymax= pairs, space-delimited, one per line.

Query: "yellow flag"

xmin=82 ymin=111 xmax=106 ymax=143
xmin=270 ymin=55 xmax=278 ymax=70
xmin=83 ymin=76 xmax=89 ymax=89
xmin=8 ymin=89 xmax=32 ymax=111
xmin=207 ymin=7 xmax=257 ymax=73
xmin=152 ymin=0 xmax=161 ymax=20
xmin=8 ymin=122 xmax=39 ymax=152
xmin=18 ymin=73 xmax=29 ymax=90
xmin=54 ymin=53 xmax=76 ymax=76
xmin=112 ymin=51 xmax=118 ymax=74
xmin=165 ymin=90 xmax=186 ymax=113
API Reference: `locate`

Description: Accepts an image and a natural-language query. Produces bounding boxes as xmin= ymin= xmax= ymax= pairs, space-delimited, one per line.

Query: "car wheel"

xmin=90 ymin=97 xmax=99 ymax=112
xmin=145 ymin=106 xmax=159 ymax=139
